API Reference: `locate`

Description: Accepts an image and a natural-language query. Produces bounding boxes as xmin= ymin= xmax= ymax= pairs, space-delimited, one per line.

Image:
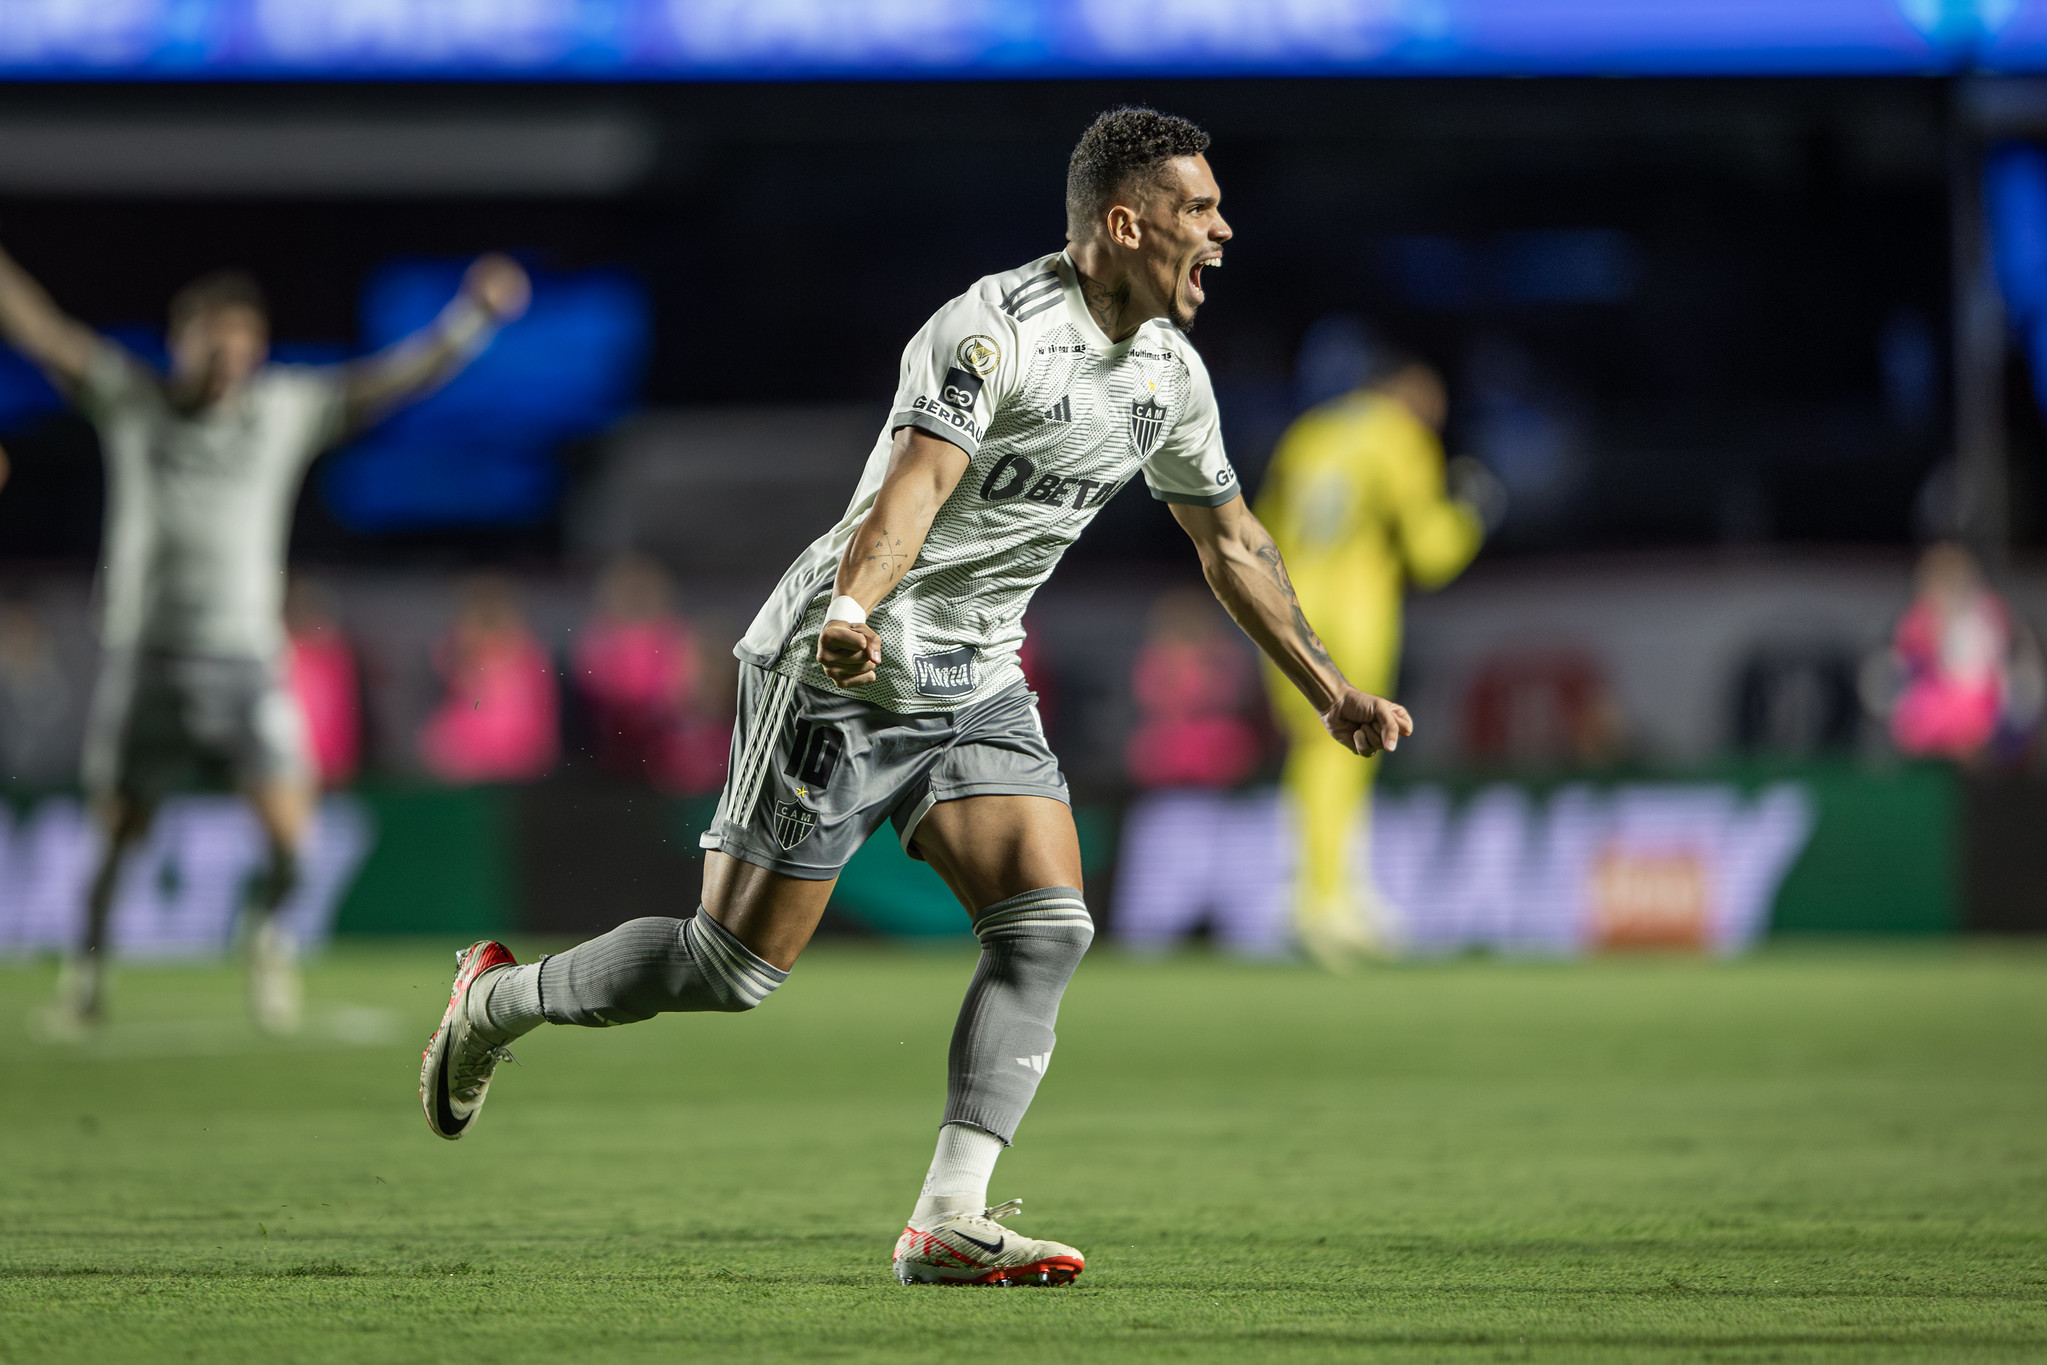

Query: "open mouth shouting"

xmin=1188 ymin=251 xmax=1223 ymax=306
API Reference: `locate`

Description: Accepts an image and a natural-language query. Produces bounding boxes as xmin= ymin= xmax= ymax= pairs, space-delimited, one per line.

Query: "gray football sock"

xmin=245 ymin=842 xmax=300 ymax=923
xmin=527 ymin=910 xmax=788 ymax=1028
xmin=481 ymin=963 xmax=542 ymax=1038
xmin=943 ymin=886 xmax=1094 ymax=1143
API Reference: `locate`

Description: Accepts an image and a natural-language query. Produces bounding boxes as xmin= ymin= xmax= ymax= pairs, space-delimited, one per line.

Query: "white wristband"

xmin=825 ymin=595 xmax=868 ymax=627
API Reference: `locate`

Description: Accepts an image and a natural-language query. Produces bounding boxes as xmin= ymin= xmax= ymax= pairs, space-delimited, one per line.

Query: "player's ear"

xmin=1104 ymin=203 xmax=1142 ymax=250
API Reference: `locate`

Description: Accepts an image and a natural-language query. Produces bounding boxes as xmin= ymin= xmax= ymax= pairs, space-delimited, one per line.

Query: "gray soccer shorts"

xmin=82 ymin=648 xmax=311 ymax=805
xmin=698 ymin=662 xmax=1068 ymax=880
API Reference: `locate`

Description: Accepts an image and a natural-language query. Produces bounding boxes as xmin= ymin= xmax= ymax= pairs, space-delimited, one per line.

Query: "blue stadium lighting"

xmin=0 ymin=0 xmax=2040 ymax=79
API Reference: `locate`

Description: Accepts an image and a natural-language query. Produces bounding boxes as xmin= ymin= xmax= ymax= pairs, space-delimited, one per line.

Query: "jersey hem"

xmin=894 ymin=779 xmax=1071 ymax=862
xmin=1148 ymin=485 xmax=1244 ymax=508
xmin=759 ymin=658 xmax=1028 ymax=717
xmin=696 ymin=833 xmax=843 ymax=881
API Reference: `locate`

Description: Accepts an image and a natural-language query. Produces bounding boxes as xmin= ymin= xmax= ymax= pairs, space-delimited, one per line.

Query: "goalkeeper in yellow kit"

xmin=1256 ymin=352 xmax=1493 ymax=964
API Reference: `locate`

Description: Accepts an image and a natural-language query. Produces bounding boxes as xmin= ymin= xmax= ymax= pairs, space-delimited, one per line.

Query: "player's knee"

xmin=1040 ymin=910 xmax=1096 ymax=963
xmin=682 ymin=910 xmax=788 ymax=1013
xmin=973 ymin=886 xmax=1095 ymax=973
xmin=699 ymin=971 xmax=781 ymax=1014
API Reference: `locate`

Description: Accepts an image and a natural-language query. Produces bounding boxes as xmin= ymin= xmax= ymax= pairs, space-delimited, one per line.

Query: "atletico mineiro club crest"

xmin=1130 ymin=393 xmax=1167 ymax=456
xmin=772 ymin=799 xmax=818 ymax=850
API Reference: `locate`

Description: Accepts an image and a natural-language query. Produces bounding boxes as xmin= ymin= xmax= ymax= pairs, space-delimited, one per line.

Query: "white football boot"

xmin=1296 ymin=888 xmax=1396 ymax=972
xmin=419 ymin=940 xmax=519 ymax=1140
xmin=32 ymin=956 xmax=104 ymax=1041
xmin=892 ymin=1200 xmax=1085 ymax=1286
xmin=247 ymin=918 xmax=304 ymax=1036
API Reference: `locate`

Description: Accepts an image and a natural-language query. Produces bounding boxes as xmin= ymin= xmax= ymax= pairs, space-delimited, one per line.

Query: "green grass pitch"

xmin=1 ymin=940 xmax=2044 ymax=1363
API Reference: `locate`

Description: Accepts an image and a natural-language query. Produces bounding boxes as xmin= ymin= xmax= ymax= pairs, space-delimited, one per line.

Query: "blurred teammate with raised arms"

xmin=417 ymin=108 xmax=1410 ymax=1287
xmin=0 ymin=244 xmax=530 ymax=1034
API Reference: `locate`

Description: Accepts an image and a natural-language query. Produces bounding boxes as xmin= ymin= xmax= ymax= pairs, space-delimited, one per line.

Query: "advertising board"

xmin=1114 ymin=780 xmax=1816 ymax=956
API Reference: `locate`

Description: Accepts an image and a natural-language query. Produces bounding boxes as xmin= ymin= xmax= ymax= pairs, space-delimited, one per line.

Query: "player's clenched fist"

xmin=818 ymin=620 xmax=883 ymax=688
xmin=462 ymin=253 xmax=531 ymax=323
xmin=1321 ymin=686 xmax=1413 ymax=756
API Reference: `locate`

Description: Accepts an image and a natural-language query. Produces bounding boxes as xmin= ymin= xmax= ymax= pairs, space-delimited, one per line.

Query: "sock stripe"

xmin=973 ymin=886 xmax=1092 ymax=943
xmin=977 ymin=904 xmax=1089 ymax=928
xmin=688 ymin=911 xmax=788 ymax=1008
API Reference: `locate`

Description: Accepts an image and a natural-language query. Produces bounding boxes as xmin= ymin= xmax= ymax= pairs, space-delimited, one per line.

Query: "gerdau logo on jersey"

xmin=980 ymin=451 xmax=1121 ymax=511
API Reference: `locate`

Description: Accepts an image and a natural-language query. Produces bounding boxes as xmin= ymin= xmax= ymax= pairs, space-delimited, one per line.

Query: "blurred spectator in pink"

xmin=419 ymin=574 xmax=558 ymax=784
xmin=574 ymin=554 xmax=727 ymax=793
xmin=1887 ymin=542 xmax=2043 ymax=762
xmin=285 ymin=579 xmax=361 ymax=787
xmin=1124 ymin=588 xmax=1265 ymax=788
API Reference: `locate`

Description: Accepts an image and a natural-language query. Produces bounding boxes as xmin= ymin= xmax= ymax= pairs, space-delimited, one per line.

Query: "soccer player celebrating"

xmin=419 ymin=108 xmax=1411 ymax=1286
xmin=0 ymin=245 xmax=531 ymax=1035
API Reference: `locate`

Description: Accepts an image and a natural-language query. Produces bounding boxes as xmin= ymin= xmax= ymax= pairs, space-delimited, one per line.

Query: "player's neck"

xmin=167 ymin=374 xmax=244 ymax=415
xmin=1066 ymin=240 xmax=1160 ymax=343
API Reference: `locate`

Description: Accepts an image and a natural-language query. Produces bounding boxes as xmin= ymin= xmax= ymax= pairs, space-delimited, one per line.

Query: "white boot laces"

xmin=982 ymin=1198 xmax=1022 ymax=1222
xmin=450 ymin=1035 xmax=516 ymax=1102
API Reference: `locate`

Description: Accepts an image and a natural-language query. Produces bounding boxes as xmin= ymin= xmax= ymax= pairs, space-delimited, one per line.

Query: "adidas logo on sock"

xmin=1043 ymin=395 xmax=1071 ymax=424
xmin=1015 ymin=1052 xmax=1050 ymax=1074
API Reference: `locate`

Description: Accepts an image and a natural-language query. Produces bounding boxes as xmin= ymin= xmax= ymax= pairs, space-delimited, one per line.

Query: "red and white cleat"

xmin=419 ymin=940 xmax=518 ymax=1141
xmin=892 ymin=1200 xmax=1085 ymax=1286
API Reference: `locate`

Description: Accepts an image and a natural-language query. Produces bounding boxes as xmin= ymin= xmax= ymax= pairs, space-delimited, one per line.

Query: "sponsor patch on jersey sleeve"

xmin=939 ymin=366 xmax=985 ymax=412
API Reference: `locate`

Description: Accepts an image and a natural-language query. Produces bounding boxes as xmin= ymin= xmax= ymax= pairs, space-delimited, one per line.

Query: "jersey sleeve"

xmin=72 ymin=338 xmax=154 ymax=424
xmin=1141 ymin=345 xmax=1241 ymax=507
xmin=268 ymin=365 xmax=351 ymax=464
xmin=887 ymin=288 xmax=1021 ymax=459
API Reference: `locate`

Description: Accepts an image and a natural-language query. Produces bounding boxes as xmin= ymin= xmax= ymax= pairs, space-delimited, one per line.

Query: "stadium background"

xmin=0 ymin=70 xmax=2027 ymax=953
xmin=2 ymin=5 xmax=2046 ymax=1361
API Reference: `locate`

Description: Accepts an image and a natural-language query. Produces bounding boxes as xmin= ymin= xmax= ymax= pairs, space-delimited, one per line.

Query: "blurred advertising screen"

xmin=0 ymin=0 xmax=2041 ymax=79
xmin=321 ymin=261 xmax=650 ymax=531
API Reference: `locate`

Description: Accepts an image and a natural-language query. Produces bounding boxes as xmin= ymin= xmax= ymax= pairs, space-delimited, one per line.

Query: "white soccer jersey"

xmin=79 ymin=340 xmax=347 ymax=659
xmin=738 ymin=250 xmax=1241 ymax=713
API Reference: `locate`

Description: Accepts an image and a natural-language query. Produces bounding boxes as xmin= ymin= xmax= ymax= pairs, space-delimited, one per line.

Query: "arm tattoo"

xmin=1252 ymin=540 xmax=1336 ymax=672
xmin=863 ymin=528 xmax=912 ymax=579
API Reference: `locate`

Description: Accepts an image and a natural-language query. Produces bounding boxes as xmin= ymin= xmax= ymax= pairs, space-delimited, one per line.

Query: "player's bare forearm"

xmin=1170 ymin=497 xmax=1412 ymax=755
xmin=0 ymin=244 xmax=97 ymax=388
xmin=1178 ymin=498 xmax=1342 ymax=706
xmin=817 ymin=426 xmax=970 ymax=688
xmin=339 ymin=254 xmax=529 ymax=431
xmin=342 ymin=309 xmax=488 ymax=421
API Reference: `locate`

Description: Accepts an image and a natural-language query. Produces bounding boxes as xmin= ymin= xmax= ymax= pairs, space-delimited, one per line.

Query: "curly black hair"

xmin=1065 ymin=107 xmax=1212 ymax=242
